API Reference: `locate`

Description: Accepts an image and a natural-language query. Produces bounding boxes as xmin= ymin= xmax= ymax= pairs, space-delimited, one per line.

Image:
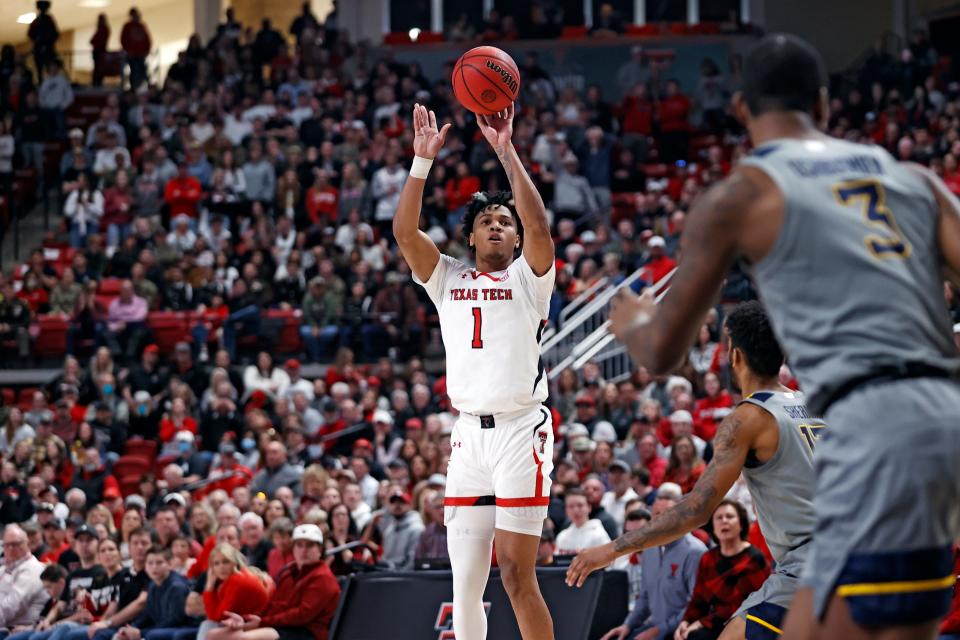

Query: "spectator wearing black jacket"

xmin=0 ymin=461 xmax=35 ymax=525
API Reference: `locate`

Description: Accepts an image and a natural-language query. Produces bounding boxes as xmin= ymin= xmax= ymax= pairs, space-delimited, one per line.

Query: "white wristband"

xmin=410 ymin=156 xmax=433 ymax=179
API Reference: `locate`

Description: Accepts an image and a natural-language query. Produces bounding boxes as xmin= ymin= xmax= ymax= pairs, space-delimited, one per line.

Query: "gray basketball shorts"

xmin=801 ymin=377 xmax=960 ymax=626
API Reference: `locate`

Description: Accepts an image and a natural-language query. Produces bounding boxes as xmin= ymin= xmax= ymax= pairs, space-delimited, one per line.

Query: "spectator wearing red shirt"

xmin=693 ymin=373 xmax=733 ymax=442
xmin=676 ymin=501 xmax=770 ymax=640
xmin=444 ymin=162 xmax=481 ymax=227
xmin=202 ymin=544 xmax=271 ymax=632
xmin=120 ymin=8 xmax=151 ymax=90
xmin=621 ymin=83 xmax=654 ymax=159
xmin=214 ymin=524 xmax=340 ymax=640
xmin=642 ymin=236 xmax=676 ymax=284
xmin=159 ymin=397 xmax=198 ymax=444
xmin=164 ymin=164 xmax=203 ymax=220
xmin=944 ymin=153 xmax=960 ymax=196
xmin=663 ymin=434 xmax=705 ymax=495
xmin=266 ymin=518 xmax=295 ymax=583
xmin=16 ymin=273 xmax=48 ymax=315
xmin=304 ymin=170 xmax=339 ymax=226
xmin=657 ymin=79 xmax=691 ymax=163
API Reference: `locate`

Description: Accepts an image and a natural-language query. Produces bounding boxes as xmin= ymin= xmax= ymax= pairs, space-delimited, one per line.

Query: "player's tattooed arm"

xmin=477 ymin=104 xmax=554 ymax=276
xmin=613 ymin=409 xmax=752 ymax=554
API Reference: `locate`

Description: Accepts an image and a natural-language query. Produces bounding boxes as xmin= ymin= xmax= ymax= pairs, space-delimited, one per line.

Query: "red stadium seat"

xmin=561 ymin=26 xmax=589 ymax=39
xmin=119 ymin=475 xmax=142 ymax=498
xmin=98 ymin=278 xmax=123 ymax=295
xmin=124 ymin=439 xmax=158 ymax=462
xmin=155 ymin=454 xmax=177 ymax=476
xmin=147 ymin=311 xmax=191 ymax=352
xmin=626 ymin=24 xmax=660 ymax=36
xmin=641 ymin=163 xmax=670 ymax=178
xmin=2 ymin=388 xmax=15 ymax=408
xmin=34 ymin=315 xmax=69 ymax=359
xmin=265 ymin=308 xmax=304 ymax=354
xmin=17 ymin=387 xmax=39 ymax=410
xmin=112 ymin=454 xmax=152 ymax=479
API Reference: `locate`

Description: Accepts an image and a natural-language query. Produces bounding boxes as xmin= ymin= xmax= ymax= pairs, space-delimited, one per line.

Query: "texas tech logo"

xmin=538 ymin=431 xmax=548 ymax=455
xmin=435 ymin=602 xmax=491 ymax=639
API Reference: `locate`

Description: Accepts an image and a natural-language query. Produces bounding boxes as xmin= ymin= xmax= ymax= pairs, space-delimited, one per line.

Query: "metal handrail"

xmin=558 ymin=276 xmax=609 ymax=327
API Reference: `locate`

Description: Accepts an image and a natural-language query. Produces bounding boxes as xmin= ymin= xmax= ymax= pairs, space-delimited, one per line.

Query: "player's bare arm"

xmin=608 ymin=167 xmax=781 ymax=374
xmin=904 ymin=162 xmax=960 ymax=288
xmin=566 ymin=403 xmax=769 ymax=588
xmin=393 ymin=104 xmax=451 ymax=283
xmin=477 ymin=104 xmax=554 ymax=276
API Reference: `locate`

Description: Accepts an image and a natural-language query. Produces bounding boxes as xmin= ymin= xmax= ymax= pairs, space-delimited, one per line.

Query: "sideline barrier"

xmin=330 ymin=567 xmax=629 ymax=640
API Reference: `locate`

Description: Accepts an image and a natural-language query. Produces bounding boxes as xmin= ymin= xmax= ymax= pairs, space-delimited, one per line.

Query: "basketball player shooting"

xmin=591 ymin=34 xmax=960 ymax=640
xmin=393 ymin=103 xmax=556 ymax=640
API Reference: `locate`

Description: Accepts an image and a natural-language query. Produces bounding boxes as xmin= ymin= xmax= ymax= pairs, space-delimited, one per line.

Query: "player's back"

xmin=740 ymin=138 xmax=960 ymax=415
xmin=740 ymin=390 xmax=823 ymax=566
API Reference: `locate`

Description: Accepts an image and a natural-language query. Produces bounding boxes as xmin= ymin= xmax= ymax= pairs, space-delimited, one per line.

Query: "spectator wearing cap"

xmin=414 ymin=490 xmax=448 ymax=564
xmin=0 ymin=524 xmax=47 ymax=633
xmin=371 ymin=409 xmax=403 ymax=468
xmin=642 ymin=236 xmax=676 ymax=285
xmin=40 ymin=515 xmax=70 ymax=564
xmin=278 ymin=360 xmax=313 ymax=401
xmin=376 ymin=486 xmax=424 ymax=570
xmin=214 ymin=524 xmax=340 ymax=640
xmin=68 ymin=447 xmax=118 ymax=512
xmin=251 ymin=442 xmax=302 ymax=499
xmin=573 ymin=393 xmax=600 ymax=434
xmin=555 ymin=488 xmax=611 ymax=556
xmin=601 ymin=460 xmax=640 ymax=531
xmin=550 ymin=148 xmax=600 ymax=221
xmin=602 ymin=483 xmax=706 ymax=640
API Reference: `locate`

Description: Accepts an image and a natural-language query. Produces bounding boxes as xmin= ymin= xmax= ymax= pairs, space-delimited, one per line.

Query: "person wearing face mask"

xmin=170 ymin=432 xmax=211 ymax=483
xmin=71 ymin=448 xmax=120 ymax=506
xmin=127 ymin=390 xmax=162 ymax=442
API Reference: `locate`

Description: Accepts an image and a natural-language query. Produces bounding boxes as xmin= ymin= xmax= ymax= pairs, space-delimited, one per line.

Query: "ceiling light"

xmin=17 ymin=12 xmax=36 ymax=24
xmin=78 ymin=0 xmax=110 ymax=7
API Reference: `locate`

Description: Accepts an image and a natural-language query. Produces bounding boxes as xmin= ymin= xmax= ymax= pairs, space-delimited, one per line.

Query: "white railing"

xmin=545 ymin=268 xmax=675 ymax=381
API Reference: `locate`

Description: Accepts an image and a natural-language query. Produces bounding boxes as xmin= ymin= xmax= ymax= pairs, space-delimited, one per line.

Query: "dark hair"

xmin=146 ymin=545 xmax=172 ymax=560
xmin=724 ymin=301 xmax=784 ymax=378
xmin=706 ymin=499 xmax=751 ymax=544
xmin=625 ymin=508 xmax=652 ymax=523
xmin=631 ymin=466 xmax=651 ymax=486
xmin=128 ymin=526 xmax=155 ymax=542
xmin=563 ymin=487 xmax=588 ymax=503
xmin=40 ymin=563 xmax=67 ymax=582
xmin=742 ymin=34 xmax=827 ymax=116
xmin=462 ymin=191 xmax=524 ymax=253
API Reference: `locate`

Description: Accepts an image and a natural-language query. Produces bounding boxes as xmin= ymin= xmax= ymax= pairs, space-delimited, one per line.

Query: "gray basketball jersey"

xmin=739 ymin=139 xmax=960 ymax=415
xmin=740 ymin=389 xmax=823 ymax=565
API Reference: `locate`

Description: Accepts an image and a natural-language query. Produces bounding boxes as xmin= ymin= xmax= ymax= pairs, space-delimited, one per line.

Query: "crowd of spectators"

xmin=0 ymin=3 xmax=959 ymax=640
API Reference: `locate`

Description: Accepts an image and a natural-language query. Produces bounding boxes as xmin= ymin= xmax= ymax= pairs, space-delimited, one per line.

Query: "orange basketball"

xmin=452 ymin=46 xmax=521 ymax=115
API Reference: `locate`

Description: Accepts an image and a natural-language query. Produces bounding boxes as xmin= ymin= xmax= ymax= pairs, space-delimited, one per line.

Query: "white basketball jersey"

xmin=414 ymin=253 xmax=555 ymax=415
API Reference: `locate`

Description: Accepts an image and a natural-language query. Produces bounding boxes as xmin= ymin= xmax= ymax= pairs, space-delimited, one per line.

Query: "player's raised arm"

xmin=565 ymin=404 xmax=762 ymax=587
xmin=478 ymin=104 xmax=554 ymax=276
xmin=393 ymin=104 xmax=451 ymax=283
xmin=608 ymin=167 xmax=779 ymax=374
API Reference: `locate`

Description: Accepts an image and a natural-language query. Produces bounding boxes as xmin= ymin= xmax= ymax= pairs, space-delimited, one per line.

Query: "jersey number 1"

xmin=471 ymin=307 xmax=483 ymax=349
xmin=832 ymin=179 xmax=912 ymax=259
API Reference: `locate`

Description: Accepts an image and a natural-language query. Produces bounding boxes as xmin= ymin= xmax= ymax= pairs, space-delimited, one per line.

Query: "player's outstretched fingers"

xmin=429 ymin=109 xmax=437 ymax=130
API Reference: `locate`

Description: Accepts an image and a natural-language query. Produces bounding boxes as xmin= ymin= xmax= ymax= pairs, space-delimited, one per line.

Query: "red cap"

xmin=405 ymin=418 xmax=424 ymax=430
xmin=144 ymin=344 xmax=160 ymax=354
xmin=103 ymin=485 xmax=121 ymax=499
xmin=366 ymin=376 xmax=381 ymax=387
xmin=248 ymin=390 xmax=268 ymax=408
xmin=354 ymin=438 xmax=373 ymax=451
xmin=284 ymin=358 xmax=301 ymax=369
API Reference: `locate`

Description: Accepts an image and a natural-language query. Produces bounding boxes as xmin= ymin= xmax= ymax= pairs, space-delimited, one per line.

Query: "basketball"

xmin=451 ymin=46 xmax=521 ymax=115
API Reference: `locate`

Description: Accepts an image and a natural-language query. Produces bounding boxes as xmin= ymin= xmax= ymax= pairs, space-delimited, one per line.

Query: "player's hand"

xmin=477 ymin=103 xmax=514 ymax=149
xmin=412 ymin=103 xmax=451 ymax=160
xmin=566 ymin=542 xmax=618 ymax=587
xmin=599 ymin=624 xmax=629 ymax=640
xmin=636 ymin=628 xmax=660 ymax=640
xmin=609 ymin=286 xmax=657 ymax=342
